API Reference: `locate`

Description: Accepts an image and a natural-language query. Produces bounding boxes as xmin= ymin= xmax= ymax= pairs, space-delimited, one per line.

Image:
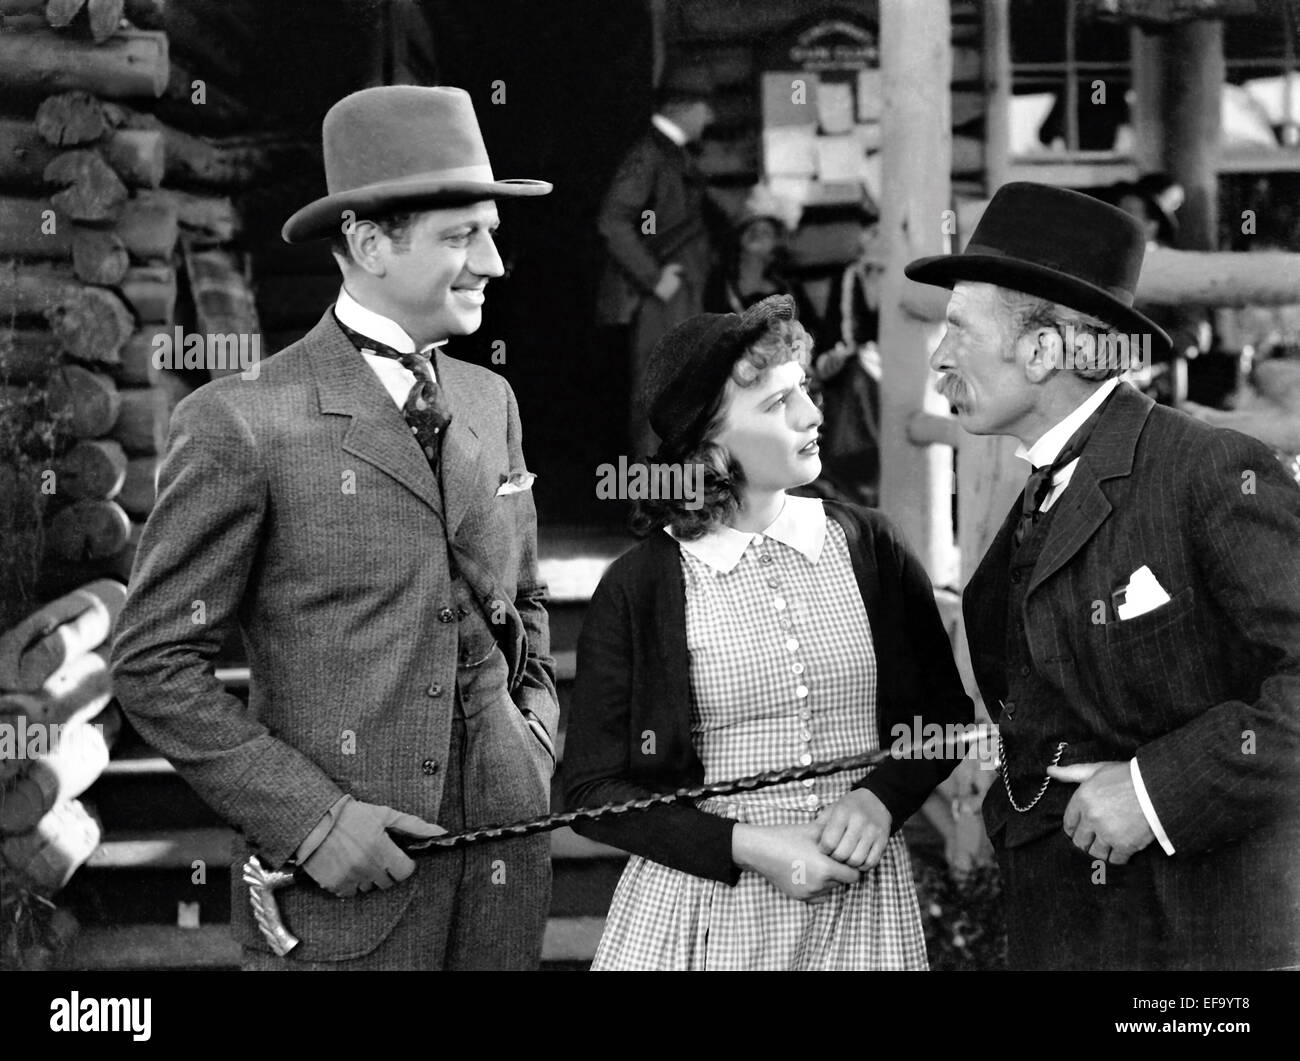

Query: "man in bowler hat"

xmin=906 ymin=182 xmax=1300 ymax=969
xmin=113 ymin=86 xmax=559 ymax=969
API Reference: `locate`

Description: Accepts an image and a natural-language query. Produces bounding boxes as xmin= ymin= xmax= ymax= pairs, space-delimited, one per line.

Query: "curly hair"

xmin=631 ymin=316 xmax=814 ymax=540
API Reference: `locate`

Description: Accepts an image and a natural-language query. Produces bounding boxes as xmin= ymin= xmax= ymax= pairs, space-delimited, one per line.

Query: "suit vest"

xmin=982 ymin=493 xmax=1078 ymax=847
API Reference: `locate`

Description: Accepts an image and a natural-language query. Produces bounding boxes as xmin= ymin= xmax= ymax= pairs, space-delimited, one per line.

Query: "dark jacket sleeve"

xmin=851 ymin=511 xmax=975 ymax=830
xmin=1136 ymin=429 xmax=1300 ymax=854
xmin=560 ymin=556 xmax=741 ymax=885
xmin=595 ymin=137 xmax=664 ymax=296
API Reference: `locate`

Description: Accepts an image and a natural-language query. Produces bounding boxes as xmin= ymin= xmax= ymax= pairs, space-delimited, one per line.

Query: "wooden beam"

xmin=1138 ymin=248 xmax=1300 ymax=306
xmin=907 ymin=411 xmax=964 ymax=451
xmin=878 ymin=0 xmax=957 ymax=583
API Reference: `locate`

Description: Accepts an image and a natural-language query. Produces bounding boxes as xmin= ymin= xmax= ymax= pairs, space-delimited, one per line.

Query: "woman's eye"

xmin=447 ymin=233 xmax=472 ymax=246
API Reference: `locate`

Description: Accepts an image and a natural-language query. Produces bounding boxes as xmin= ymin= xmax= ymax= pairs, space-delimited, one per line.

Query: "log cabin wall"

xmin=0 ymin=1 xmax=372 ymax=608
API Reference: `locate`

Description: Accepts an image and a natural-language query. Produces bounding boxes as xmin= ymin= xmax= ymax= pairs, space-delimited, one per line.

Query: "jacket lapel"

xmin=965 ymin=498 xmax=1019 ymax=661
xmin=1026 ymin=382 xmax=1155 ymax=598
xmin=308 ymin=312 xmax=445 ymax=516
xmin=432 ymin=351 xmax=483 ymax=542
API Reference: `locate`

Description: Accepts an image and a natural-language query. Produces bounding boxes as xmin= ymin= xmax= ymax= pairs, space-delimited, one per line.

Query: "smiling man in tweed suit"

xmin=112 ymin=86 xmax=559 ymax=969
xmin=907 ymin=182 xmax=1300 ymax=970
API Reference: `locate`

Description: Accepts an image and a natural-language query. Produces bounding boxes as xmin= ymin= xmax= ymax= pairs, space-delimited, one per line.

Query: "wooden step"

xmin=54 ymin=916 xmax=607 ymax=970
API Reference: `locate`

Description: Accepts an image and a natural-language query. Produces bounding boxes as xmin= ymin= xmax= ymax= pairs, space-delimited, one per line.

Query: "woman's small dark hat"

xmin=642 ymin=294 xmax=796 ymax=457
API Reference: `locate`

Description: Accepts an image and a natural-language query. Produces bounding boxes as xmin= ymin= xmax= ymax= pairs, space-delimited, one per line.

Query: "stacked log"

xmin=0 ymin=10 xmax=175 ymax=598
xmin=0 ymin=580 xmax=127 ymax=965
xmin=2 ymin=1 xmax=267 ymax=604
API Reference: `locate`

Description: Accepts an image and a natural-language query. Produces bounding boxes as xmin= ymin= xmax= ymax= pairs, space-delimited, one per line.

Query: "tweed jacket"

xmin=112 ymin=311 xmax=557 ymax=960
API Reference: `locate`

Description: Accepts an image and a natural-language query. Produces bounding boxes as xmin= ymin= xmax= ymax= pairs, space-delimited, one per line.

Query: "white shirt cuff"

xmin=1131 ymin=758 xmax=1175 ymax=855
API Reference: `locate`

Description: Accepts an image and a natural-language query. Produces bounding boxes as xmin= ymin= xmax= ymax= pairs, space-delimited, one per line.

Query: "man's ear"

xmin=1022 ymin=327 xmax=1061 ymax=384
xmin=343 ymin=220 xmax=388 ymax=277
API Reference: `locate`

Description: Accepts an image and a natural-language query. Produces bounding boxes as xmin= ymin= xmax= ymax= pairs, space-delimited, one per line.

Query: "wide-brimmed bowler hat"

xmin=282 ymin=85 xmax=551 ymax=243
xmin=905 ymin=182 xmax=1171 ymax=354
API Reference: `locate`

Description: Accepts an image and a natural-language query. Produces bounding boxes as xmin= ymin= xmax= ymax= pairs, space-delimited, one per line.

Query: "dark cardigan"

xmin=561 ymin=500 xmax=974 ymax=885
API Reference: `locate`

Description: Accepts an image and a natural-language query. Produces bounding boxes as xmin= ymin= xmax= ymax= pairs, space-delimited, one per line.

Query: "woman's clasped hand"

xmin=731 ymin=789 xmax=893 ymax=902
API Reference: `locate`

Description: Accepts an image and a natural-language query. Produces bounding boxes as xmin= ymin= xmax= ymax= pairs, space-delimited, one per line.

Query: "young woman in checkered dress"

xmin=563 ymin=295 xmax=973 ymax=970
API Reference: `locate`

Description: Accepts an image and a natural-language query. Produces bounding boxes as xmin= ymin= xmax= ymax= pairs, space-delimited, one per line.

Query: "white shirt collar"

xmin=335 ymin=285 xmax=447 ymax=357
xmin=667 ymin=494 xmax=826 ymax=573
xmin=1016 ymin=377 xmax=1119 ymax=470
xmin=651 ymin=113 xmax=689 ymax=148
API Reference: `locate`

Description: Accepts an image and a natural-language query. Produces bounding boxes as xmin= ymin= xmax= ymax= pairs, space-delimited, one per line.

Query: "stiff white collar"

xmin=668 ymin=494 xmax=826 ymax=573
xmin=1016 ymin=377 xmax=1119 ymax=470
xmin=335 ymin=285 xmax=446 ymax=357
xmin=651 ymin=113 xmax=689 ymax=148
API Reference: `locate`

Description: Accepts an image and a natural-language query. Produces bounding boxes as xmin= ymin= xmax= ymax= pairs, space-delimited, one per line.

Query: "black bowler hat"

xmin=905 ymin=182 xmax=1171 ymax=354
xmin=644 ymin=294 xmax=796 ymax=454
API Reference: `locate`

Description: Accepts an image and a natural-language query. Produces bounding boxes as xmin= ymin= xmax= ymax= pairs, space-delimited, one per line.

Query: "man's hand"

xmin=653 ymin=263 xmax=684 ymax=303
xmin=302 ymin=798 xmax=445 ymax=898
xmin=1047 ymin=761 xmax=1155 ymax=864
xmin=732 ymin=822 xmax=861 ymax=902
xmin=816 ymin=789 xmax=892 ymax=870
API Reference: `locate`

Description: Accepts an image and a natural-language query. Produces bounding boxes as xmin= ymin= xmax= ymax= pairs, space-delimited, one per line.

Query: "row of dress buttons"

xmin=437 ymin=605 xmax=472 ymax=623
xmin=759 ymin=542 xmax=821 ymax=813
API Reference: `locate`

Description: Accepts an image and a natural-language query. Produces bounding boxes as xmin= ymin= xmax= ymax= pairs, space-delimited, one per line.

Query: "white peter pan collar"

xmin=667 ymin=494 xmax=827 ymax=573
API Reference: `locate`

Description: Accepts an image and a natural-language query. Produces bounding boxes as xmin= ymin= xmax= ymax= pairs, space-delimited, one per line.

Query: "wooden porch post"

xmin=1164 ymin=19 xmax=1223 ymax=250
xmin=1129 ymin=24 xmax=1166 ymax=174
xmin=983 ymin=0 xmax=1012 ymax=193
xmin=878 ymin=0 xmax=957 ymax=583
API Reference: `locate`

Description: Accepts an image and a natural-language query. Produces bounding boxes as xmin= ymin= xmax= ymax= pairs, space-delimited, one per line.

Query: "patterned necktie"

xmin=1012 ymin=391 xmax=1115 ymax=549
xmin=335 ymin=317 xmax=453 ymax=469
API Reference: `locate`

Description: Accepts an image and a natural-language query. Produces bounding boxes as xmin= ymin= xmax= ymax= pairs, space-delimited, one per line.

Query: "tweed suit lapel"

xmin=308 ymin=311 xmax=444 ymax=516
xmin=1026 ymin=382 xmax=1155 ymax=598
xmin=432 ymin=349 xmax=484 ymax=542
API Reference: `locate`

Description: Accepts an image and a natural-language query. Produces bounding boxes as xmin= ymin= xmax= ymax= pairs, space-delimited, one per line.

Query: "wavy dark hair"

xmin=631 ymin=315 xmax=814 ymax=540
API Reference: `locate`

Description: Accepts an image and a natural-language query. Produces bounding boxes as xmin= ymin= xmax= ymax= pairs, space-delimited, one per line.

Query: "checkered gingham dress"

xmin=592 ymin=518 xmax=927 ymax=970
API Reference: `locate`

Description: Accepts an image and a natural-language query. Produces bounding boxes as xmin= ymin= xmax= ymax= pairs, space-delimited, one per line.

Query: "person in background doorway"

xmin=596 ymin=64 xmax=717 ymax=462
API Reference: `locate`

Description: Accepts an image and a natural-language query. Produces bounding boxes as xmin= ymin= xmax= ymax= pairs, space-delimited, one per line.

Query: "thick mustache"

xmin=935 ymin=373 xmax=969 ymax=404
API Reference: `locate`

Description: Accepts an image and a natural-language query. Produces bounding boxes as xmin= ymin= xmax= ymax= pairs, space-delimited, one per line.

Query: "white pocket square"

xmin=496 ymin=471 xmax=536 ymax=496
xmin=1115 ymin=564 xmax=1172 ymax=621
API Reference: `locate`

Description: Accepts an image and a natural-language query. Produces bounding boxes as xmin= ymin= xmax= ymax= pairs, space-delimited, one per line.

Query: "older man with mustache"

xmin=906 ymin=182 xmax=1300 ymax=970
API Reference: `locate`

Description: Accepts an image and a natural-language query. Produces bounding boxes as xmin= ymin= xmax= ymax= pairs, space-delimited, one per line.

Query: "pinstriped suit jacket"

xmin=964 ymin=382 xmax=1300 ymax=864
xmin=111 ymin=311 xmax=557 ymax=960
